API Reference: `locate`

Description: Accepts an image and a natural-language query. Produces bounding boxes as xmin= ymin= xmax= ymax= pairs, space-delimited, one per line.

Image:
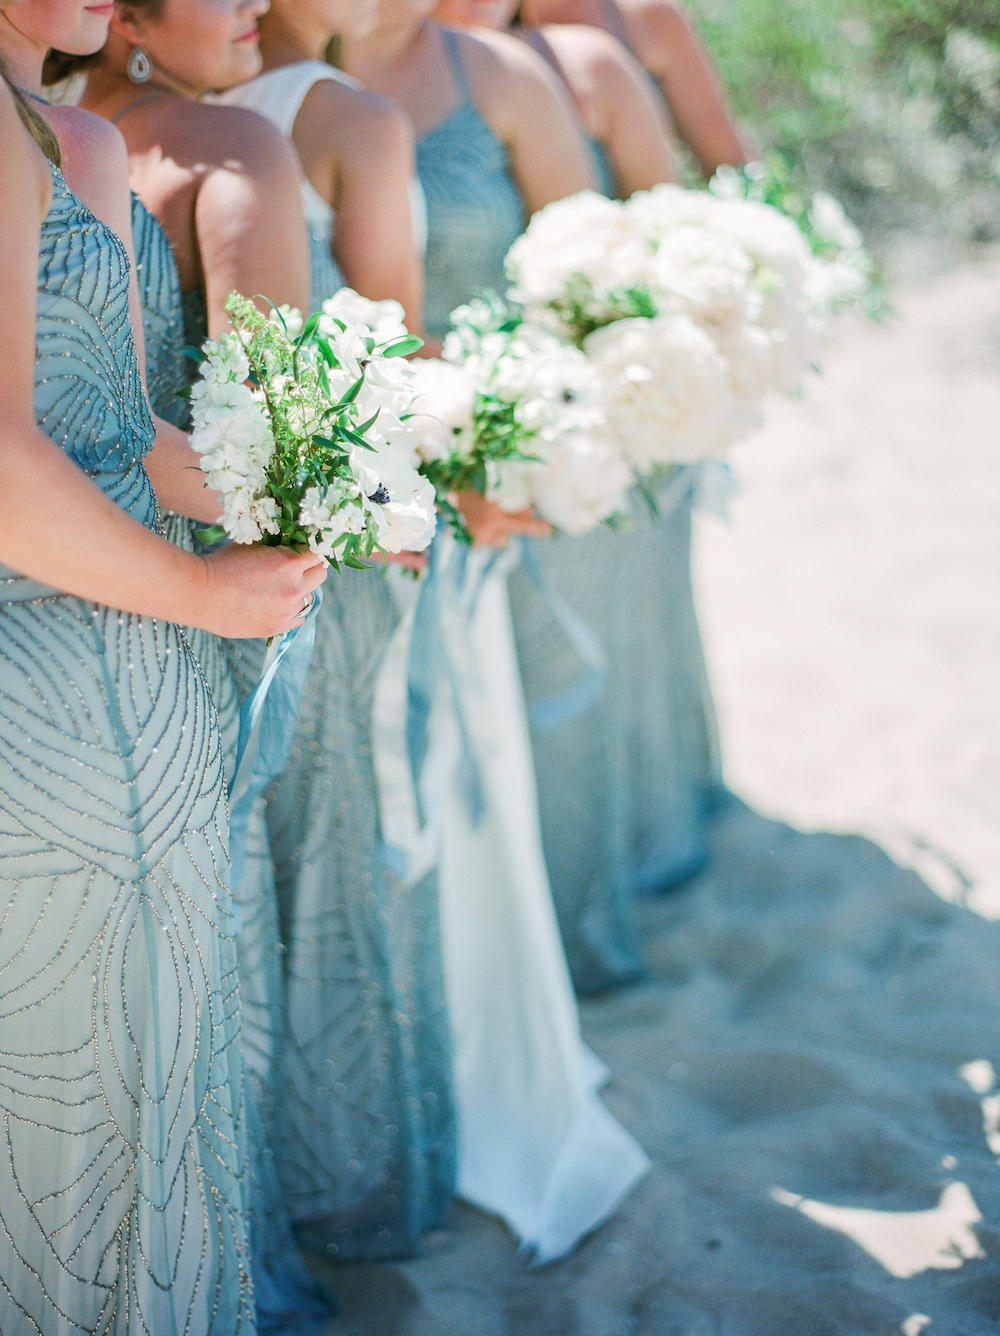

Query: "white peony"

xmin=584 ymin=314 xmax=735 ymax=470
xmin=648 ymin=223 xmax=758 ymax=332
xmin=531 ymin=428 xmax=631 ymax=534
xmin=408 ymin=358 xmax=476 ymax=462
xmin=505 ymin=190 xmax=651 ymax=329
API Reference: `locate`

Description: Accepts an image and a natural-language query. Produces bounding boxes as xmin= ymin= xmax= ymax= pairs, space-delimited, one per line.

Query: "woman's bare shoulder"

xmin=299 ymin=76 xmax=411 ymax=149
xmin=45 ymin=105 xmax=129 ymax=201
xmin=541 ymin=22 xmax=648 ymax=86
xmin=152 ymin=99 xmax=300 ymax=179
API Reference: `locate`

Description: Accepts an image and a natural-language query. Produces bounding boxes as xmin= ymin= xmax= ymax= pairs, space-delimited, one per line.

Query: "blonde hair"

xmin=0 ymin=53 xmax=61 ymax=164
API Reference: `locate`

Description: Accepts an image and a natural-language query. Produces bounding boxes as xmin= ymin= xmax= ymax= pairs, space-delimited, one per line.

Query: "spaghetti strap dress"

xmin=132 ymin=196 xmax=336 ymax=1330
xmin=417 ymin=26 xmax=650 ymax=1263
xmin=505 ymin=26 xmax=724 ymax=994
xmin=219 ymin=59 xmax=457 ymax=1263
xmin=0 ymin=165 xmax=253 ymax=1334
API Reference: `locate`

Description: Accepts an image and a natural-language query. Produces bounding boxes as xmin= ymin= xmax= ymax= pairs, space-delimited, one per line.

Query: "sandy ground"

xmin=309 ymin=263 xmax=1000 ymax=1334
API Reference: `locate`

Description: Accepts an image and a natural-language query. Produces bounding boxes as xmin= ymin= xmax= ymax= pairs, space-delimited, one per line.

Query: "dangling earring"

xmin=127 ymin=46 xmax=152 ymax=83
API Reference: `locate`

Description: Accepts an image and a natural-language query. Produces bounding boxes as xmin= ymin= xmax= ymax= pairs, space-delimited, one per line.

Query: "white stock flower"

xmin=584 ymin=314 xmax=735 ymax=469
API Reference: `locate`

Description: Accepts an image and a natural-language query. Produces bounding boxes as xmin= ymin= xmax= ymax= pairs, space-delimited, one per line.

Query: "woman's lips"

xmin=234 ymin=26 xmax=260 ymax=42
xmin=84 ymin=2 xmax=115 ymax=15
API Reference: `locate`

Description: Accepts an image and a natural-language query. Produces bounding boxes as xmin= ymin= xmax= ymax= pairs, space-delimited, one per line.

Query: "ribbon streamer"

xmin=227 ymin=588 xmax=323 ymax=889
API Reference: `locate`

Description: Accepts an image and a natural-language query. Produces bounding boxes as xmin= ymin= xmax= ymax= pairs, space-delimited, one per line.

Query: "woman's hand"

xmin=370 ymin=549 xmax=429 ymax=572
xmin=457 ymin=491 xmax=552 ymax=548
xmin=195 ymin=544 xmax=328 ymax=639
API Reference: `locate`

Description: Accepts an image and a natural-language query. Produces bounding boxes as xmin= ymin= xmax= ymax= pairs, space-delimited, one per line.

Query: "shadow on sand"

xmin=307 ymin=798 xmax=1000 ymax=1336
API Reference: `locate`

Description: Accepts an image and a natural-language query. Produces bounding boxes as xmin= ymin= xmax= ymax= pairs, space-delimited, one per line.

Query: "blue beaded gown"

xmin=417 ymin=28 xmax=650 ymax=1262
xmin=219 ymin=60 xmax=457 ymax=1262
xmin=132 ymin=198 xmax=336 ymax=1330
xmin=0 ymin=166 xmax=254 ymax=1334
xmin=504 ymin=38 xmax=724 ymax=994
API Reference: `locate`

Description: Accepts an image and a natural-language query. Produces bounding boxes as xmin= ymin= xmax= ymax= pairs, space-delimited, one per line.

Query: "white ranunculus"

xmin=584 ymin=314 xmax=735 ymax=470
xmin=625 ymin=183 xmax=718 ymax=244
xmin=408 ymin=359 xmax=476 ymax=462
xmin=757 ymin=286 xmax=817 ymax=392
xmin=505 ymin=190 xmax=650 ymax=311
xmin=713 ymin=322 xmax=775 ymax=433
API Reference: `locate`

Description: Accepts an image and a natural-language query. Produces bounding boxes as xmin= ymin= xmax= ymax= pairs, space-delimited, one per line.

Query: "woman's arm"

xmin=462 ymin=28 xmax=596 ymax=212
xmin=622 ymin=0 xmax=749 ymax=176
xmin=295 ymin=80 xmax=425 ymax=335
xmin=0 ymin=93 xmax=323 ymax=637
xmin=543 ymin=25 xmax=678 ymax=194
xmin=192 ymin=105 xmax=312 ymax=336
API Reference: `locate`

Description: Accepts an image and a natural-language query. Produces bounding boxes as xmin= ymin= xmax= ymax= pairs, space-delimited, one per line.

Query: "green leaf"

xmin=182 ymin=344 xmax=204 ymax=363
xmin=195 ymin=524 xmax=228 ymax=546
xmin=380 ymin=335 xmax=424 ymax=358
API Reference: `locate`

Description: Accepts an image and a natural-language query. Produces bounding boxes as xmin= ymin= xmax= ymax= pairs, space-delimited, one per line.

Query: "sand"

xmin=307 ymin=261 xmax=1000 ymax=1334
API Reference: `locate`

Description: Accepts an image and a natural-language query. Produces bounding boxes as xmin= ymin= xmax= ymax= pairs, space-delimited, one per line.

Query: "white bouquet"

xmin=411 ymin=300 xmax=630 ymax=537
xmin=190 ymin=292 xmax=436 ymax=566
xmin=709 ymin=157 xmax=883 ymax=326
xmin=503 ymin=186 xmax=825 ymax=473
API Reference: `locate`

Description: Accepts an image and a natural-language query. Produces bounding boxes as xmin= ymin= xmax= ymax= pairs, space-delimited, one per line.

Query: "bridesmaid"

xmin=217 ymin=0 xmax=424 ymax=327
xmin=520 ymin=0 xmax=749 ymax=177
xmin=433 ymin=0 xmax=722 ymax=995
xmin=215 ymin=0 xmax=461 ymax=1264
xmin=343 ymin=9 xmax=651 ymax=1263
xmin=434 ymin=0 xmax=679 ymax=198
xmin=68 ymin=3 xmax=338 ymax=1326
xmin=0 ymin=13 xmax=324 ymax=1336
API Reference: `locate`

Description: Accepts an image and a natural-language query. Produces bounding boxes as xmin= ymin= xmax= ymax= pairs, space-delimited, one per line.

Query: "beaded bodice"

xmin=35 ymin=168 xmax=157 ymax=525
xmin=416 ymin=27 xmax=526 ymax=338
xmin=131 ymin=193 xmax=189 ymax=428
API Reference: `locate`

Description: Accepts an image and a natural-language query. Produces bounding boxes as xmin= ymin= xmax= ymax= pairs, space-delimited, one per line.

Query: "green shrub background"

xmin=687 ymin=0 xmax=1000 ymax=244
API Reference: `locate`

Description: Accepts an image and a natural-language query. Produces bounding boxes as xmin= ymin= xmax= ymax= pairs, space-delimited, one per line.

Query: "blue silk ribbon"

xmin=227 ymin=587 xmax=323 ymax=889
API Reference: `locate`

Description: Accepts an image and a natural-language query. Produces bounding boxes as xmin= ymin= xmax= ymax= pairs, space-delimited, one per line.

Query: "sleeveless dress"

xmin=132 ymin=198 xmax=336 ymax=1331
xmin=505 ymin=27 xmax=724 ymax=994
xmin=219 ymin=60 xmax=457 ymax=1263
xmin=215 ymin=61 xmax=429 ymax=316
xmin=417 ymin=27 xmax=650 ymax=1262
xmin=0 ymin=167 xmax=253 ymax=1334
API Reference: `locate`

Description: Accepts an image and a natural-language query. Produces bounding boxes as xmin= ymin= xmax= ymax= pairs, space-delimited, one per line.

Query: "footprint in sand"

xmin=769 ymin=1180 xmax=984 ymax=1279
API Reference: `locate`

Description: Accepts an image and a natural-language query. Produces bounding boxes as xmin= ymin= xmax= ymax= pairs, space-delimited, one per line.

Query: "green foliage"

xmin=686 ymin=0 xmax=1000 ymax=243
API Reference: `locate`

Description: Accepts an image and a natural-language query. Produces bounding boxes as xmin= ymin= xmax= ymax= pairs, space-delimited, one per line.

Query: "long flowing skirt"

xmin=508 ymin=484 xmax=722 ymax=993
xmin=0 ymin=589 xmax=254 ymax=1334
xmin=436 ymin=545 xmax=650 ymax=1262
xmin=254 ymin=571 xmax=456 ymax=1261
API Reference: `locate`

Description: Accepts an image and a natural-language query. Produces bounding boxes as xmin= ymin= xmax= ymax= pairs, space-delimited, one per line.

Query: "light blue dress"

xmin=132 ymin=199 xmax=337 ymax=1330
xmin=212 ymin=62 xmax=456 ymax=1261
xmin=504 ymin=38 xmax=723 ymax=993
xmin=417 ymin=27 xmax=526 ymax=339
xmin=0 ymin=167 xmax=254 ymax=1334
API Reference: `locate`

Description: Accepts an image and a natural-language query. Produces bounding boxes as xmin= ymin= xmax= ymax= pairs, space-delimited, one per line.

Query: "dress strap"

xmin=111 ymin=94 xmax=166 ymax=124
xmin=440 ymin=27 xmax=475 ymax=108
xmin=518 ymin=28 xmax=569 ymax=88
